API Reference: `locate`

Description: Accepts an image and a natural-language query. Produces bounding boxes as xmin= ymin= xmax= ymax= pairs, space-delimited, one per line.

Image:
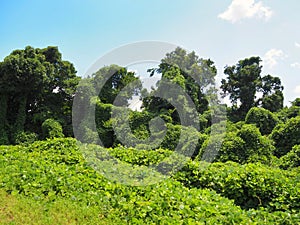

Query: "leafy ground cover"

xmin=0 ymin=138 xmax=299 ymax=224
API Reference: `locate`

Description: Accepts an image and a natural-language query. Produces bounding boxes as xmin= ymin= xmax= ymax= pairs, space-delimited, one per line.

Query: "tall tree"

xmin=94 ymin=65 xmax=141 ymax=105
xmin=258 ymin=75 xmax=284 ymax=112
xmin=0 ymin=46 xmax=79 ymax=143
xmin=221 ymin=57 xmax=284 ymax=121
xmin=144 ymin=47 xmax=217 ymax=124
xmin=221 ymin=57 xmax=262 ymax=121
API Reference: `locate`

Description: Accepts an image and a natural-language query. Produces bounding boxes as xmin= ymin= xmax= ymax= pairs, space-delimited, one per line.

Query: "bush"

xmin=270 ymin=116 xmax=300 ymax=157
xmin=0 ymin=138 xmax=300 ymax=223
xmin=106 ymin=146 xmax=173 ymax=166
xmin=245 ymin=107 xmax=279 ymax=135
xmin=174 ymin=161 xmax=300 ymax=211
xmin=236 ymin=124 xmax=274 ymax=162
xmin=95 ymin=102 xmax=114 ymax=147
xmin=200 ymin=124 xmax=274 ymax=164
xmin=41 ymin=119 xmax=64 ymax=139
xmin=280 ymin=145 xmax=300 ymax=169
xmin=14 ymin=131 xmax=38 ymax=146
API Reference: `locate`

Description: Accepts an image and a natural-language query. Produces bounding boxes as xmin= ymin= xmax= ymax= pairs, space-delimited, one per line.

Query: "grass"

xmin=0 ymin=189 xmax=114 ymax=225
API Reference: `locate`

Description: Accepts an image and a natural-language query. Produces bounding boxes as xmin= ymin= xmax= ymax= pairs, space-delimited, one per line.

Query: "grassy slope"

xmin=0 ymin=138 xmax=299 ymax=224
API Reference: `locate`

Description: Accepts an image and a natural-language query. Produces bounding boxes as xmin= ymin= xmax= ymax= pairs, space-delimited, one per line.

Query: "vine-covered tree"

xmin=144 ymin=47 xmax=217 ymax=124
xmin=258 ymin=75 xmax=284 ymax=112
xmin=0 ymin=46 xmax=80 ymax=144
xmin=94 ymin=65 xmax=142 ymax=105
xmin=221 ymin=57 xmax=284 ymax=121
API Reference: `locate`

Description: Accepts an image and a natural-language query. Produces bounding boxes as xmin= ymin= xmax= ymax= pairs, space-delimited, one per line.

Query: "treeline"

xmin=1 ymin=46 xmax=300 ymax=168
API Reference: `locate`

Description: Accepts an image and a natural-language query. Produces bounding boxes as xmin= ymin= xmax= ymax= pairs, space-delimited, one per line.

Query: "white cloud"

xmin=128 ymin=96 xmax=142 ymax=111
xmin=263 ymin=49 xmax=286 ymax=68
xmin=127 ymin=69 xmax=138 ymax=74
xmin=291 ymin=62 xmax=300 ymax=69
xmin=218 ymin=0 xmax=273 ymax=23
xmin=295 ymin=42 xmax=300 ymax=48
xmin=294 ymin=85 xmax=300 ymax=94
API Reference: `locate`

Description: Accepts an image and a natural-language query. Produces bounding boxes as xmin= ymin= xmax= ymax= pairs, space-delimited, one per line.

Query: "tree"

xmin=0 ymin=46 xmax=79 ymax=144
xmin=94 ymin=65 xmax=142 ymax=105
xmin=276 ymin=98 xmax=300 ymax=121
xmin=144 ymin=47 xmax=217 ymax=124
xmin=221 ymin=57 xmax=262 ymax=121
xmin=258 ymin=75 xmax=284 ymax=112
xmin=28 ymin=46 xmax=80 ymax=137
xmin=291 ymin=98 xmax=300 ymax=107
xmin=221 ymin=57 xmax=284 ymax=121
xmin=0 ymin=46 xmax=46 ymax=142
xmin=78 ymin=65 xmax=143 ymax=146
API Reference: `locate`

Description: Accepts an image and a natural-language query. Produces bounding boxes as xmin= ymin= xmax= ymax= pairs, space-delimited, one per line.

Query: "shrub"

xmin=280 ymin=145 xmax=300 ymax=169
xmin=200 ymin=124 xmax=274 ymax=164
xmin=236 ymin=124 xmax=274 ymax=162
xmin=245 ymin=107 xmax=279 ymax=135
xmin=174 ymin=161 xmax=300 ymax=211
xmin=41 ymin=119 xmax=64 ymax=139
xmin=14 ymin=131 xmax=38 ymax=146
xmin=270 ymin=116 xmax=300 ymax=157
xmin=95 ymin=102 xmax=114 ymax=147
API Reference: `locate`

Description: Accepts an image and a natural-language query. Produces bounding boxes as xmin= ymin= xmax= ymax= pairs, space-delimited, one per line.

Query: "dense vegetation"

xmin=0 ymin=138 xmax=299 ymax=224
xmin=0 ymin=46 xmax=299 ymax=224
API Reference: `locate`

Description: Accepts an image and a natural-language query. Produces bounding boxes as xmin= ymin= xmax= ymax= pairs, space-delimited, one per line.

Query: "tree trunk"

xmin=0 ymin=94 xmax=9 ymax=144
xmin=13 ymin=94 xmax=28 ymax=142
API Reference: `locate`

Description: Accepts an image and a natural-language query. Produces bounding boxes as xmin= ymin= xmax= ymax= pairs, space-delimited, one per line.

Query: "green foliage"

xmin=270 ymin=116 xmax=300 ymax=157
xmin=106 ymin=146 xmax=173 ymax=166
xmin=1 ymin=45 xmax=299 ymax=223
xmin=0 ymin=46 xmax=79 ymax=143
xmin=221 ymin=57 xmax=284 ymax=121
xmin=221 ymin=57 xmax=262 ymax=120
xmin=95 ymin=102 xmax=114 ymax=147
xmin=94 ymin=65 xmax=142 ymax=105
xmin=236 ymin=124 xmax=274 ymax=162
xmin=174 ymin=161 xmax=300 ymax=212
xmin=280 ymin=145 xmax=300 ymax=169
xmin=0 ymin=138 xmax=299 ymax=224
xmin=158 ymin=124 xmax=206 ymax=159
xmin=0 ymin=94 xmax=9 ymax=145
xmin=276 ymin=98 xmax=300 ymax=121
xmin=144 ymin=47 xmax=217 ymax=122
xmin=259 ymin=75 xmax=284 ymax=112
xmin=12 ymin=95 xmax=27 ymax=141
xmin=14 ymin=131 xmax=38 ymax=146
xmin=41 ymin=119 xmax=64 ymax=139
xmin=0 ymin=189 xmax=111 ymax=225
xmin=159 ymin=123 xmax=181 ymax=150
xmin=200 ymin=124 xmax=274 ymax=164
xmin=245 ymin=107 xmax=279 ymax=135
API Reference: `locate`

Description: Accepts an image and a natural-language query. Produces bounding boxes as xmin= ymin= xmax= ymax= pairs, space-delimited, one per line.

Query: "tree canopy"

xmin=221 ymin=57 xmax=284 ymax=121
xmin=0 ymin=46 xmax=80 ymax=144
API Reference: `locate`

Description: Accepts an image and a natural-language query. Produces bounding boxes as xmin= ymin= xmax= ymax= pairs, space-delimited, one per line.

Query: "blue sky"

xmin=1 ymin=0 xmax=300 ymax=105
